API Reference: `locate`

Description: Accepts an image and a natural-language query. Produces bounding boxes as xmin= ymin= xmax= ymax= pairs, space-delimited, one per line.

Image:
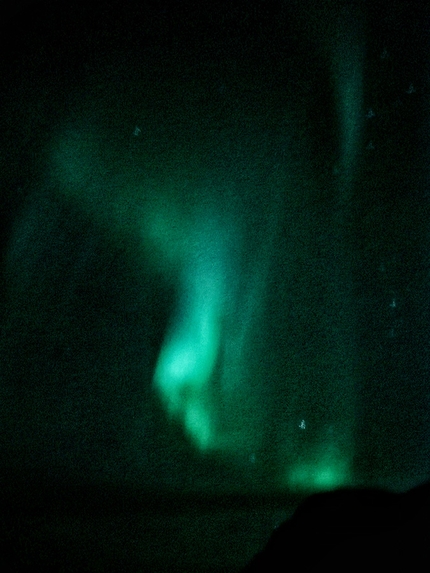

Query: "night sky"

xmin=1 ymin=0 xmax=430 ymax=497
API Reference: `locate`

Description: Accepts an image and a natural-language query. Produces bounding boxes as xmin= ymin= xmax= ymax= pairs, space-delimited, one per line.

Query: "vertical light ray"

xmin=332 ymin=8 xmax=364 ymax=196
xmin=277 ymin=2 xmax=363 ymax=492
xmin=152 ymin=206 xmax=233 ymax=451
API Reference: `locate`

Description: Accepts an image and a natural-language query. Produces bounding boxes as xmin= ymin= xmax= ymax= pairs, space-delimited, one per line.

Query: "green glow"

xmin=285 ymin=442 xmax=351 ymax=492
xmin=183 ymin=401 xmax=213 ymax=451
xmin=44 ymin=52 xmax=359 ymax=489
xmin=288 ymin=463 xmax=349 ymax=491
xmin=153 ymin=300 xmax=221 ymax=420
xmin=153 ymin=220 xmax=227 ymax=451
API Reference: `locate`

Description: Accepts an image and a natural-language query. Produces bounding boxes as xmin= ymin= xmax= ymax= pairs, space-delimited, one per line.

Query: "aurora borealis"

xmin=0 ymin=0 xmax=430 ymax=498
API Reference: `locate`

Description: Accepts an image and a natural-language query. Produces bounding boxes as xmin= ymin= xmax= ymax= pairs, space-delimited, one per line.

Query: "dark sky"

xmin=0 ymin=0 xmax=430 ymax=495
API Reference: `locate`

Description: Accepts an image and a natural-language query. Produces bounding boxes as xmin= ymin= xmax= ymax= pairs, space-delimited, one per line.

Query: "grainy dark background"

xmin=0 ymin=1 xmax=429 ymax=570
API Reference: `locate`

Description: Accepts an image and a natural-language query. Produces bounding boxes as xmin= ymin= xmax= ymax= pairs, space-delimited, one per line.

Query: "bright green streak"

xmin=153 ymin=220 xmax=226 ymax=451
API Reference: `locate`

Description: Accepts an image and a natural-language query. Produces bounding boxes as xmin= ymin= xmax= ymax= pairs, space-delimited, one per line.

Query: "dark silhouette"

xmin=242 ymin=481 xmax=430 ymax=571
